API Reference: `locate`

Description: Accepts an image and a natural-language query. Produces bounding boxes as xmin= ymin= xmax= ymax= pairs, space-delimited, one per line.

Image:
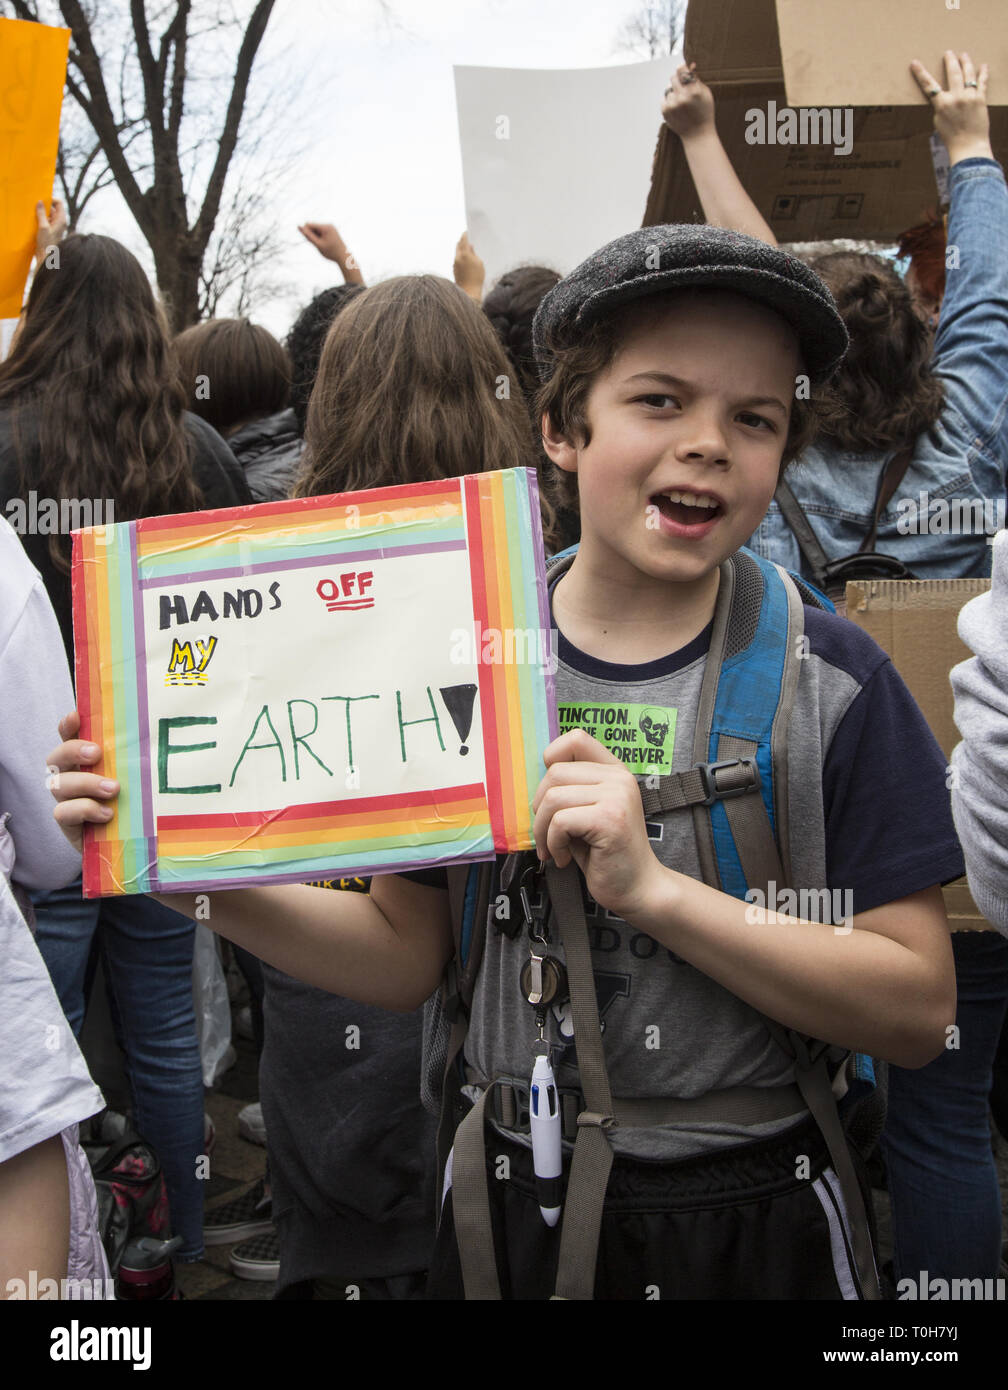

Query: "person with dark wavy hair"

xmin=0 ymin=232 xmax=251 ymax=664
xmin=0 ymin=230 xmax=252 ymax=1268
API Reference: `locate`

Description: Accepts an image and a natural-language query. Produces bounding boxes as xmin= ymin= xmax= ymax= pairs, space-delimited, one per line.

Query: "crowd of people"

xmin=2 ymin=43 xmax=1007 ymax=1304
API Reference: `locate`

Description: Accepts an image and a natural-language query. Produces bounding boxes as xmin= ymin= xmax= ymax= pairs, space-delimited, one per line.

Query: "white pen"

xmin=530 ymin=1050 xmax=563 ymax=1226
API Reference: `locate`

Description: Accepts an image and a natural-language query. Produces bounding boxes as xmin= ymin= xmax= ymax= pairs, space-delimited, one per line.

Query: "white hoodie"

xmin=950 ymin=528 xmax=1008 ymax=935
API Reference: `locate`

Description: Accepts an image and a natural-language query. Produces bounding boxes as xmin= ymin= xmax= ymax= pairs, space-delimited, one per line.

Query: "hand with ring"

xmin=910 ymin=51 xmax=991 ymax=166
xmin=662 ymin=61 xmax=715 ymax=140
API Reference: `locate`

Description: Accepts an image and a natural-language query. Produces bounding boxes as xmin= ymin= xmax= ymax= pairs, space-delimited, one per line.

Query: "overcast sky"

xmin=71 ymin=0 xmax=677 ymax=337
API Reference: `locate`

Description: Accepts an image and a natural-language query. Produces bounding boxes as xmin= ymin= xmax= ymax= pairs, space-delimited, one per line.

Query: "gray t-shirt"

xmin=456 ymin=602 xmax=964 ymax=1161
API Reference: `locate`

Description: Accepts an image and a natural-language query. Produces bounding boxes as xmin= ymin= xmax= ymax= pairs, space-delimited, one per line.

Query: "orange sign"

xmin=0 ymin=17 xmax=70 ymax=318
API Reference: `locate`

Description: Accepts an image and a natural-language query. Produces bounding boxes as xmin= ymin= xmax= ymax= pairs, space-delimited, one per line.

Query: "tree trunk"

xmin=153 ymin=239 xmax=202 ymax=333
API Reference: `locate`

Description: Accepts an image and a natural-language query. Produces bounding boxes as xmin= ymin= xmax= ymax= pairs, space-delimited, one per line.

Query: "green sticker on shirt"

xmin=557 ymin=701 xmax=677 ymax=774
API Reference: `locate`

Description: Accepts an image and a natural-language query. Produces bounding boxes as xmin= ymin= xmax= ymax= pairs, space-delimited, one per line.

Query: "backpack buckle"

xmin=696 ymin=757 xmax=761 ymax=806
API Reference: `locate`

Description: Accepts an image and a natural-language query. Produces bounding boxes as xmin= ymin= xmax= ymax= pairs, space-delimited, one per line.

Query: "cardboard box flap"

xmin=775 ymin=0 xmax=1006 ymax=108
xmin=684 ymin=0 xmax=782 ymax=85
xmin=845 ymin=578 xmax=990 ymax=760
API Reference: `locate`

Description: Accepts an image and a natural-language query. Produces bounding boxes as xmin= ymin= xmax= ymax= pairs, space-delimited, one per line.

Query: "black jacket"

xmin=0 ymin=406 xmax=253 ymax=670
xmin=226 ymin=408 xmax=304 ymax=503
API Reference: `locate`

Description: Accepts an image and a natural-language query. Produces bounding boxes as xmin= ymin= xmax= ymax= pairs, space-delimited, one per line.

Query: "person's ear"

xmin=540 ymin=412 xmax=579 ymax=475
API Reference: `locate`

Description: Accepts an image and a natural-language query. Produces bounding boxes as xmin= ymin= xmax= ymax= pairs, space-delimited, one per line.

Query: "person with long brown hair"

xmin=0 ymin=231 xmax=252 ymax=1269
xmin=296 ymin=273 xmax=547 ymax=511
xmin=224 ymin=273 xmax=550 ymax=1295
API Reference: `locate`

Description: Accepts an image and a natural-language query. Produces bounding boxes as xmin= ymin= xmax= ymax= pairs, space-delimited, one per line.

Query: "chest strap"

xmin=465 ymin=1068 xmax=807 ymax=1145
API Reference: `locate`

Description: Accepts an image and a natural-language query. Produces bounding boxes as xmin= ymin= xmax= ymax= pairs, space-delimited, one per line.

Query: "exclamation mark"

xmin=439 ymin=684 xmax=478 ymax=756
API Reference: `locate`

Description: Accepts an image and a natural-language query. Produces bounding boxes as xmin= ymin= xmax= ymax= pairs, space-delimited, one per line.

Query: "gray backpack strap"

xmin=436 ymin=862 xmax=494 ymax=1201
xmin=763 ymin=1021 xmax=883 ymax=1301
xmin=546 ymin=860 xmax=616 ymax=1301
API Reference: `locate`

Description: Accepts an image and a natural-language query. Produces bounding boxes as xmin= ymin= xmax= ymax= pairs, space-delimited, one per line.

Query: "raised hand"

xmin=297 ymin=222 xmax=365 ymax=284
xmin=661 ymin=62 xmax=716 ymax=140
xmin=911 ymin=51 xmax=992 ymax=165
xmin=453 ymin=232 xmax=485 ymax=301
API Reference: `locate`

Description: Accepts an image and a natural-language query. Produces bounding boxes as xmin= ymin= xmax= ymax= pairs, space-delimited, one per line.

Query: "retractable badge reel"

xmin=518 ymin=864 xmax=567 ymax=1226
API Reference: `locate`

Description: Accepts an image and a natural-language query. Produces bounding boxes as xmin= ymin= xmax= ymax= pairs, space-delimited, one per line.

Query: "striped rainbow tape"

xmin=72 ymin=469 xmax=557 ymax=896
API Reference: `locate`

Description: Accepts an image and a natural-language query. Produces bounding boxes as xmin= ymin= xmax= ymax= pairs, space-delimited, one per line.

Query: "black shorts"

xmin=429 ymin=1113 xmax=878 ymax=1300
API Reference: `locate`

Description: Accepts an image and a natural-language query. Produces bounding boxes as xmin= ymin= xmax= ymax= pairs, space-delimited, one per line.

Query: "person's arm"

xmin=949 ymin=529 xmax=1008 ymax=934
xmin=0 ymin=1136 xmax=70 ymax=1293
xmin=532 ymin=730 xmax=955 ymax=1069
xmin=453 ymin=233 xmax=485 ymax=302
xmin=909 ymin=53 xmax=1008 ymax=485
xmin=297 ymin=222 xmax=366 ymax=286
xmin=0 ymin=524 xmax=82 ymax=892
xmin=46 ymin=713 xmax=453 ymax=1011
xmin=661 ymin=63 xmax=778 ymax=246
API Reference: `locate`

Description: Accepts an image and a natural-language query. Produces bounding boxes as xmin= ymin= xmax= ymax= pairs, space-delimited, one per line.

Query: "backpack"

xmin=80 ymin=1113 xmax=173 ymax=1279
xmin=775 ymin=446 xmax=918 ymax=611
xmin=424 ymin=545 xmax=884 ymax=1300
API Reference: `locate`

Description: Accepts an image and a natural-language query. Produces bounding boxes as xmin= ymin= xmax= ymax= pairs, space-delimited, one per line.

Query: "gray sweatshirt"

xmin=950 ymin=529 xmax=1008 ymax=934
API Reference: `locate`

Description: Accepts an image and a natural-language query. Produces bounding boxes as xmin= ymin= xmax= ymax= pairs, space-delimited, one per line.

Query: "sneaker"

xmin=238 ymin=1101 xmax=267 ymax=1147
xmin=203 ymin=1177 xmax=272 ymax=1246
xmin=229 ymin=1229 xmax=280 ymax=1282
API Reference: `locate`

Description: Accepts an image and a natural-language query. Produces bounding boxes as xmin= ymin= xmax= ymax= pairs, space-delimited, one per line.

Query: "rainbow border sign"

xmin=72 ymin=468 xmax=557 ymax=897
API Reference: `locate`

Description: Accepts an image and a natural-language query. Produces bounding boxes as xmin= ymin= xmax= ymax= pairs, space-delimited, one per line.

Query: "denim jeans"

xmin=31 ymin=878 xmax=205 ymax=1261
xmin=882 ymin=929 xmax=1008 ymax=1283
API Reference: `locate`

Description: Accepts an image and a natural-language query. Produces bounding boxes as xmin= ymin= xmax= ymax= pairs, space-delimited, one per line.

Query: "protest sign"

xmin=72 ymin=468 xmax=557 ymax=897
xmin=454 ymin=56 xmax=670 ymax=287
xmin=0 ymin=17 xmax=69 ymax=318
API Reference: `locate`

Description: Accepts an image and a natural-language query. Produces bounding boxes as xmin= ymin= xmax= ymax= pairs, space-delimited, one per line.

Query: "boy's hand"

xmin=46 ymin=710 xmax=119 ymax=854
xmin=532 ymin=729 xmax=662 ymax=922
xmin=911 ymin=51 xmax=992 ymax=165
xmin=661 ymin=63 xmax=716 ymax=141
xmin=453 ymin=232 xmax=485 ymax=301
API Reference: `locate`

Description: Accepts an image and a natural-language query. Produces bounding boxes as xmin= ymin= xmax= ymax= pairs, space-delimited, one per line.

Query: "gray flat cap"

xmin=532 ymin=224 xmax=848 ymax=384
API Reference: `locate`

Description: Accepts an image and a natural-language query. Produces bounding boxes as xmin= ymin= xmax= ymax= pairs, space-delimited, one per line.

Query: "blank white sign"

xmin=454 ymin=56 xmax=673 ymax=288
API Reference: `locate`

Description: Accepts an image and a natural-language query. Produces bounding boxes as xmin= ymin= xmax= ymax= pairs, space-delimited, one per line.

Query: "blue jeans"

xmin=31 ymin=879 xmax=205 ymax=1261
xmin=882 ymin=930 xmax=1008 ymax=1283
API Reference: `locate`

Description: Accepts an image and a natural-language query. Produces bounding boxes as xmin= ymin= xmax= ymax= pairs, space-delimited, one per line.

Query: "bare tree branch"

xmin=193 ymin=0 xmax=274 ymax=252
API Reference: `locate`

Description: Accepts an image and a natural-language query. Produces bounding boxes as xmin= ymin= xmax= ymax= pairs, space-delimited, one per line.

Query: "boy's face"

xmin=548 ymin=291 xmax=801 ymax=589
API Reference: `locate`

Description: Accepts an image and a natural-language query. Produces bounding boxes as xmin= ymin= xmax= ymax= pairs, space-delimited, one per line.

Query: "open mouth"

xmin=652 ymin=490 xmax=724 ymax=527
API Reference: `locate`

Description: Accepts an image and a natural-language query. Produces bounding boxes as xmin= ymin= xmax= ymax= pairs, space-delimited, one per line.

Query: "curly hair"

xmin=803 ymin=251 xmax=944 ymax=452
xmin=482 ymin=266 xmax=562 ymax=403
xmin=0 ymin=233 xmax=201 ymax=573
xmin=285 ymin=284 xmax=366 ymax=435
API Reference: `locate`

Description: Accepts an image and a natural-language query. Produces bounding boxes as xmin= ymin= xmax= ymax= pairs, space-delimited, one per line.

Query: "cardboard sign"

xmin=0 ymin=17 xmax=69 ymax=318
xmin=454 ymin=57 xmax=671 ymax=286
xmin=72 ymin=469 xmax=557 ymax=897
xmin=644 ymin=0 xmax=1007 ymax=242
xmin=845 ymin=576 xmax=995 ymax=933
xmin=775 ymin=0 xmax=1006 ymax=108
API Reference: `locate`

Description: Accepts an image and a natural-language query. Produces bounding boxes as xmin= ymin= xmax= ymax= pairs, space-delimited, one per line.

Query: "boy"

xmin=50 ymin=227 xmax=961 ymax=1300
